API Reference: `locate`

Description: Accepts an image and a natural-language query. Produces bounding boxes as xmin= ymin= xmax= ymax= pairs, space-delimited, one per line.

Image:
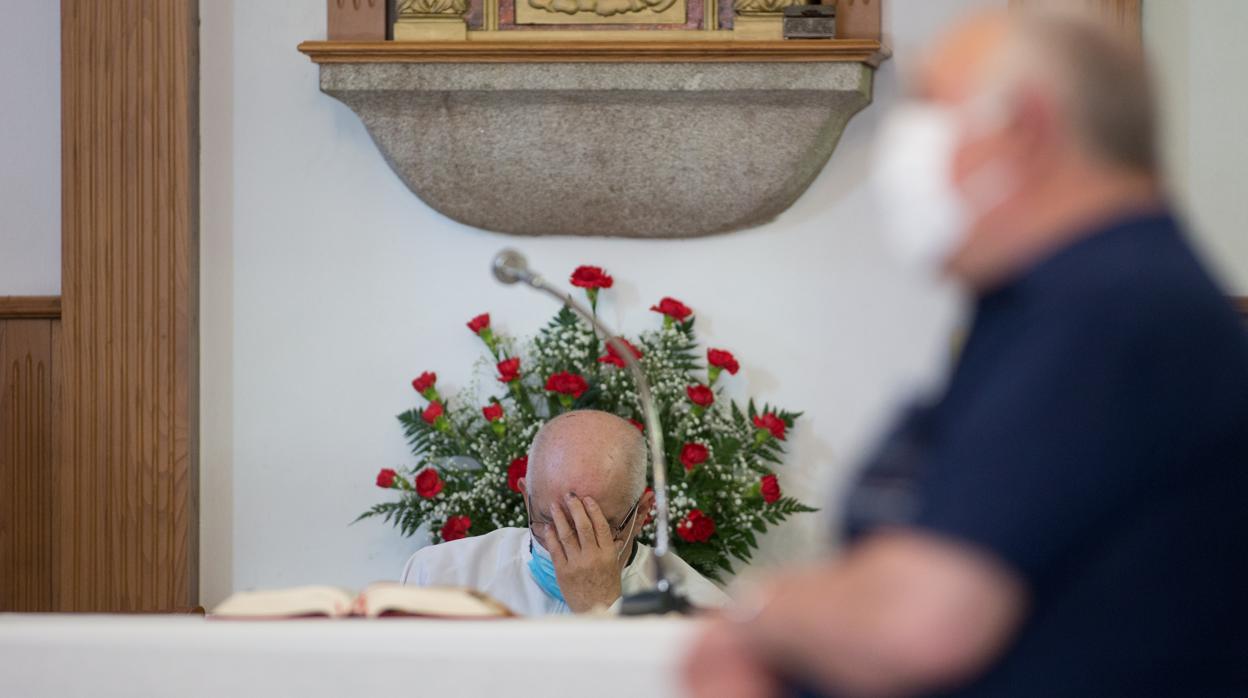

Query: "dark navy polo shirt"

xmin=843 ymin=211 xmax=1248 ymax=697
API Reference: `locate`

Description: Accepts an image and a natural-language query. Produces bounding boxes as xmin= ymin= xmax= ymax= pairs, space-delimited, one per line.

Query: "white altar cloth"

xmin=0 ymin=613 xmax=699 ymax=698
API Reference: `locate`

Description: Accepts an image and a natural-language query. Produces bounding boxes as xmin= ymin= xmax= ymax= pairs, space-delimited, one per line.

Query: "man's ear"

xmin=639 ymin=487 xmax=656 ymax=518
xmin=518 ymin=477 xmax=527 ymax=496
xmin=1006 ymin=82 xmax=1062 ymax=174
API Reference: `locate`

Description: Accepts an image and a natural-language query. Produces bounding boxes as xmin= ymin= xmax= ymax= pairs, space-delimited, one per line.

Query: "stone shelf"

xmin=297 ymin=40 xmax=887 ymax=238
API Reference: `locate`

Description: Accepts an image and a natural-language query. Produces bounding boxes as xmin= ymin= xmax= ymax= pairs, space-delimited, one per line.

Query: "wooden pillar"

xmin=59 ymin=0 xmax=200 ymax=611
xmin=1009 ymin=0 xmax=1142 ymax=43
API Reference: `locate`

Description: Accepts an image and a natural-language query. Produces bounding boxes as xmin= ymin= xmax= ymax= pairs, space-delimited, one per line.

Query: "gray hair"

xmin=999 ymin=10 xmax=1158 ymax=173
xmin=621 ymin=430 xmax=648 ymax=501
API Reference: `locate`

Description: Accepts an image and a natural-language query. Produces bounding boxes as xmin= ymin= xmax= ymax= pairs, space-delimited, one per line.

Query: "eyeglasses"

xmin=527 ymin=494 xmax=642 ymax=543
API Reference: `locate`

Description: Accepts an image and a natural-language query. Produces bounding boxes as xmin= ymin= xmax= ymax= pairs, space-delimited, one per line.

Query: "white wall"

xmin=1145 ymin=0 xmax=1248 ymax=294
xmin=200 ymin=0 xmax=1017 ymax=608
xmin=0 ymin=0 xmax=60 ymax=295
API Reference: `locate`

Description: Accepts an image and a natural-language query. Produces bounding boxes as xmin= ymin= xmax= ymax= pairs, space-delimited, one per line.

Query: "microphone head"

xmin=492 ymin=249 xmax=531 ymax=286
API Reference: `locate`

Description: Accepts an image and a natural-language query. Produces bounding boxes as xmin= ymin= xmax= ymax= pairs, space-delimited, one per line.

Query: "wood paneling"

xmin=0 ymin=297 xmax=62 ymax=320
xmin=59 ymin=0 xmax=199 ymax=611
xmin=0 ymin=319 xmax=58 ymax=611
xmin=1009 ymin=0 xmax=1141 ymax=42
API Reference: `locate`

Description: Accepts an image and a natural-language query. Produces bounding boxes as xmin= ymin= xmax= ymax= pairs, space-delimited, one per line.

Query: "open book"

xmin=210 ymin=583 xmax=514 ymax=619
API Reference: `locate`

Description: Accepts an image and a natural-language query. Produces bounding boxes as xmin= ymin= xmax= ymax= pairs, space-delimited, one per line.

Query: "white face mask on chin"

xmin=869 ymin=101 xmax=1017 ymax=276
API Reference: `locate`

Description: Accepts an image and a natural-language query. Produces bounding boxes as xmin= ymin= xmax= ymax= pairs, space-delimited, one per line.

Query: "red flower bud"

xmin=376 ymin=468 xmax=398 ymax=488
xmin=680 ymin=443 xmax=709 ymax=470
xmin=707 ymin=349 xmax=740 ymax=375
xmin=761 ymin=474 xmax=782 ymax=504
xmin=676 ymin=509 xmax=715 ymax=543
xmin=421 ymin=401 xmax=444 ymax=425
xmin=650 ymin=297 xmax=692 ymax=321
xmin=482 ymin=403 xmax=504 ymax=422
xmin=467 ymin=313 xmax=491 ymax=335
xmin=440 ymin=515 xmax=471 ymax=542
xmin=597 ymin=339 xmax=643 ymax=368
xmin=415 ymin=468 xmax=444 ymax=498
xmin=497 ymin=357 xmax=522 ymax=383
xmin=753 ymin=413 xmax=787 ymax=441
xmin=570 ymin=265 xmax=614 ymax=290
xmin=507 ymin=456 xmax=528 ymax=493
xmin=628 ymin=419 xmax=645 ymax=433
xmin=686 ymin=384 xmax=714 ymax=408
xmin=411 ymin=371 xmax=437 ymax=394
xmin=545 ymin=371 xmax=589 ymax=399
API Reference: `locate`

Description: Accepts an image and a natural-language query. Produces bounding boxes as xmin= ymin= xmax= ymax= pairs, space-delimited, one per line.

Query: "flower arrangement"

xmin=359 ymin=265 xmax=815 ymax=581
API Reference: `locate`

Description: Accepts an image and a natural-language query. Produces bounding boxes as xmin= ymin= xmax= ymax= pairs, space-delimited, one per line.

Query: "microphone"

xmin=491 ymin=248 xmax=537 ymax=286
xmin=490 ymin=249 xmax=690 ymax=616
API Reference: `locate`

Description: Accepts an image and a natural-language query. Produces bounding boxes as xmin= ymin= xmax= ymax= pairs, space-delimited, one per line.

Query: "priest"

xmin=399 ymin=409 xmax=728 ymax=614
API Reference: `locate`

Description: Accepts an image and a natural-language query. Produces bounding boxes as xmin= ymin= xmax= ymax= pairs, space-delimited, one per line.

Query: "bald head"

xmin=524 ymin=410 xmax=647 ymax=523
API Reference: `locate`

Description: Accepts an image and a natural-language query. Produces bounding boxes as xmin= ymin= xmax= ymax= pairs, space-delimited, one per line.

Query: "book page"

xmin=359 ymin=583 xmax=514 ymax=618
xmin=211 ymin=586 xmax=357 ymax=618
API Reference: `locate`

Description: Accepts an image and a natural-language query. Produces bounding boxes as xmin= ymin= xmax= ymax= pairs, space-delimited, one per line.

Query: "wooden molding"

xmin=0 ymin=297 xmax=61 ymax=320
xmin=297 ymin=39 xmax=889 ymax=65
xmin=59 ymin=0 xmax=199 ymax=611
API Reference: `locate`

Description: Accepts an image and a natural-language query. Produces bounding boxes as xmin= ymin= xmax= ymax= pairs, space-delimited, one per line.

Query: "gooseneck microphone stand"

xmin=492 ymin=249 xmax=691 ymax=616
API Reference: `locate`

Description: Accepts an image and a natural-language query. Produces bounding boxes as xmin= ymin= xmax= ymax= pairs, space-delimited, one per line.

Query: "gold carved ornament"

xmin=398 ymin=0 xmax=468 ymax=17
xmin=733 ymin=0 xmax=803 ymax=16
xmin=528 ymin=0 xmax=678 ymax=17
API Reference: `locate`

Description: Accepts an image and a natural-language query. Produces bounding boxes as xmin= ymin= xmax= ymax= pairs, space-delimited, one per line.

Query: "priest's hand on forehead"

xmin=522 ymin=410 xmax=652 ymax=613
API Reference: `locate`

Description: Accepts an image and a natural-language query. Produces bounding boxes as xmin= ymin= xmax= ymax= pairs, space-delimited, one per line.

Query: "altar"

xmin=0 ymin=614 xmax=696 ymax=698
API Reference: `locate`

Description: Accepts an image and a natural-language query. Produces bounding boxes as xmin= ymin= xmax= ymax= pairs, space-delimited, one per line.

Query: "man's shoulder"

xmin=1031 ymin=213 xmax=1242 ymax=346
xmin=401 ymin=527 xmax=528 ymax=584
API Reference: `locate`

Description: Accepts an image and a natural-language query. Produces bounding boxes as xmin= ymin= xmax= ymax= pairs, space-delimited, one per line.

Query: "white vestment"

xmin=399 ymin=527 xmax=729 ymax=616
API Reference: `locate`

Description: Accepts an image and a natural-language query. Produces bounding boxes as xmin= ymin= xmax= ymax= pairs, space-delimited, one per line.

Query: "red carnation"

xmin=753 ymin=412 xmax=787 ymax=441
xmin=482 ymin=403 xmax=504 ymax=422
xmin=545 ymin=371 xmax=589 ymax=399
xmin=467 ymin=313 xmax=491 ymax=335
xmin=598 ymin=339 xmax=643 ymax=368
xmin=650 ymin=297 xmax=692 ymax=321
xmin=440 ymin=515 xmax=471 ymax=542
xmin=760 ymin=474 xmax=782 ymax=504
xmin=421 ymin=401 xmax=444 ymax=425
xmin=570 ymin=265 xmax=614 ymax=289
xmin=629 ymin=419 xmax=645 ymax=433
xmin=411 ymin=371 xmax=437 ymax=395
xmin=497 ymin=357 xmax=522 ymax=383
xmin=376 ymin=468 xmax=398 ymax=488
xmin=686 ymin=384 xmax=714 ymax=408
xmin=507 ymin=456 xmax=528 ymax=493
xmin=676 ymin=509 xmax=716 ymax=543
xmin=680 ymin=443 xmax=709 ymax=470
xmin=415 ymin=468 xmax=444 ymax=498
xmin=707 ymin=349 xmax=740 ymax=375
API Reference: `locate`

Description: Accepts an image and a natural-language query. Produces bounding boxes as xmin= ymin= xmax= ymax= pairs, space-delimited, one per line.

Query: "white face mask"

xmin=869 ymin=101 xmax=1017 ymax=275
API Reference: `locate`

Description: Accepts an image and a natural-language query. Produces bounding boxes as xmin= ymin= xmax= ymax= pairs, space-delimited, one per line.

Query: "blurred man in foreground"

xmin=401 ymin=410 xmax=726 ymax=614
xmin=685 ymin=11 xmax=1248 ymax=698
